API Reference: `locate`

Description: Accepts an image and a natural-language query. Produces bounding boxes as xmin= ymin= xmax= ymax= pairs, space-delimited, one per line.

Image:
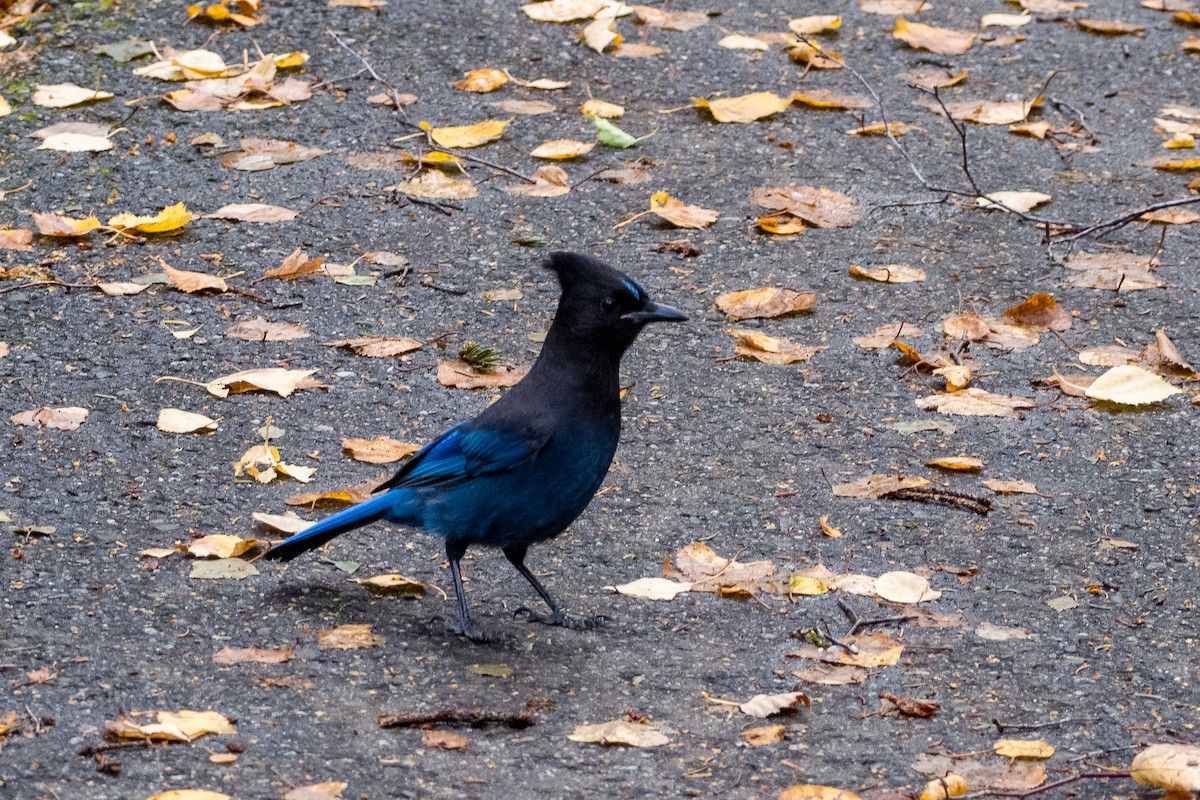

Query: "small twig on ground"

xmin=929 ymin=86 xmax=982 ymax=197
xmin=838 ymin=598 xmax=916 ymax=637
xmin=0 ymin=279 xmax=93 ymax=295
xmin=77 ymin=740 xmax=157 ymax=758
xmin=991 ymin=716 xmax=1097 ymax=734
xmin=1061 ymin=196 xmax=1200 ymax=242
xmin=819 ymin=623 xmax=859 ymax=656
xmin=378 ymin=708 xmax=534 ymax=729
xmin=397 ymin=195 xmax=463 ymax=216
xmin=309 ymin=66 xmax=368 ymax=91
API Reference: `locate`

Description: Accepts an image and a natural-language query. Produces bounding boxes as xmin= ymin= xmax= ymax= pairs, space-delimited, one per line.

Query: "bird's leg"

xmin=444 ymin=542 xmax=507 ymax=644
xmin=505 ymin=545 xmax=608 ymax=631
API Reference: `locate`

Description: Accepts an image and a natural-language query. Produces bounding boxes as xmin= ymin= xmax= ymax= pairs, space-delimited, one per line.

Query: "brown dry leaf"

xmin=489 ymin=98 xmax=556 ymax=116
xmin=789 ymin=14 xmax=841 ymax=34
xmin=940 ymin=99 xmax=1037 ymax=125
xmin=1010 ymin=120 xmax=1053 ymax=138
xmin=284 ymin=783 xmax=348 ymax=800
xmin=894 ymin=18 xmax=976 ymax=54
xmin=875 ymin=571 xmax=941 ymax=604
xmin=421 ymin=730 xmax=469 ymax=750
xmin=849 ymin=264 xmax=926 ymax=283
xmin=1039 ymin=369 xmax=1092 ymax=395
xmin=717 ymin=33 xmax=771 ymax=51
xmin=632 ymin=4 xmax=708 ymax=30
xmin=756 ymin=214 xmax=807 ymax=235
xmin=853 ymin=323 xmax=924 ymax=350
xmin=933 ymin=364 xmax=973 ymax=391
xmin=862 ymin=0 xmax=933 ymax=12
xmin=919 ymin=774 xmax=969 ymax=800
xmin=9 ymin=406 xmax=89 ymax=431
xmin=1141 ymin=330 xmax=1199 ymax=380
xmin=452 ymin=68 xmax=508 ymax=92
xmin=31 ymin=82 xmax=114 ymax=107
xmin=976 ymin=191 xmax=1052 ymax=213
xmin=427 ymin=118 xmax=512 ymax=148
xmin=646 ymin=191 xmax=719 ymax=228
xmin=568 ymin=719 xmax=669 ymax=747
xmin=787 ymin=40 xmax=845 ymax=69
xmin=880 ymin=692 xmax=941 ymax=718
xmin=901 ymin=66 xmax=968 ymax=88
xmin=342 ymin=437 xmax=420 ymax=464
xmin=995 ymin=739 xmax=1055 ymax=759
xmin=225 ymin=318 xmax=309 ymax=341
xmin=728 ymin=329 xmax=824 ymax=365
xmin=186 ymin=534 xmax=260 ymax=559
xmin=611 ymin=577 xmax=694 ymax=600
xmin=832 ymin=474 xmax=930 ymax=499
xmin=694 ymin=91 xmax=792 ymax=123
xmin=1001 ymin=293 xmax=1072 ymax=332
xmin=317 ymin=624 xmax=386 ymax=650
xmin=222 ymin=139 xmax=326 ymax=172
xmin=579 ymin=98 xmax=624 ymax=118
xmin=1085 ymin=365 xmax=1181 ymax=405
xmin=1141 ymin=207 xmax=1200 ymax=224
xmin=156 ymin=408 xmax=219 ymax=434
xmin=913 ymin=755 xmax=1046 ymax=794
xmin=715 ymin=287 xmax=815 ymax=321
xmin=673 ymin=541 xmax=774 ymax=593
xmin=106 ymin=710 xmax=235 ymax=743
xmin=0 ymin=228 xmax=32 ymax=251
xmin=30 ymin=212 xmax=102 ymax=237
xmin=286 ymin=479 xmax=374 ymax=508
xmin=329 ymin=336 xmax=422 ymax=358
xmin=521 ymin=0 xmax=608 ymax=21
xmin=398 ymin=170 xmax=480 ymax=200
xmin=791 ymin=89 xmax=873 ymax=110
xmin=750 ymin=186 xmax=859 ymax=228
xmin=846 ymin=121 xmax=916 ymax=137
xmin=252 ymin=511 xmax=313 ymax=534
xmin=505 ymin=165 xmax=572 ymax=198
xmin=162 ymin=262 xmax=228 ymax=294
xmin=791 ymin=664 xmax=869 ymax=685
xmin=437 ymin=360 xmax=529 ymax=389
xmin=212 ymin=646 xmax=292 ymax=665
xmin=263 ymin=249 xmax=326 ymax=281
xmin=205 ymin=368 xmax=325 ymax=398
xmin=974 ymin=621 xmax=1033 ymax=640
xmin=1077 ymin=18 xmax=1144 ymax=34
xmin=1152 ymin=158 xmax=1200 ymax=172
xmin=741 ymin=724 xmax=787 ymax=746
xmin=530 ymin=139 xmax=595 ymax=159
xmin=1079 ymin=345 xmax=1139 ymax=367
xmin=206 ymin=203 xmax=298 ymax=223
xmin=738 ymin=692 xmax=810 ymax=718
xmin=916 ymin=388 xmax=1037 ymax=417
xmin=779 ymin=786 xmax=863 ymax=800
xmin=926 ymin=456 xmax=983 ymax=472
xmin=1062 ymin=251 xmax=1162 ymax=291
xmin=96 ymin=281 xmax=149 ymax=296
xmin=789 ymin=633 xmax=904 ymax=668
xmin=353 ymin=574 xmax=427 ymax=597
xmin=983 ymin=479 xmax=1047 ymax=496
xmin=1130 ymin=743 xmax=1200 ymax=796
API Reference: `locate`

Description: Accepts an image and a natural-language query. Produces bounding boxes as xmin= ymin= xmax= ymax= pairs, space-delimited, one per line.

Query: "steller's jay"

xmin=263 ymin=252 xmax=686 ymax=642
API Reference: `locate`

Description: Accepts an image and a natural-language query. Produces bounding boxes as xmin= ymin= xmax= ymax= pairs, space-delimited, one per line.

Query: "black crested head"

xmin=542 ymin=251 xmax=686 ymax=357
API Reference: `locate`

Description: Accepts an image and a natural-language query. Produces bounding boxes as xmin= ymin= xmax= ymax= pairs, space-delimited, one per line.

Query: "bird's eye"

xmin=602 ymin=297 xmax=618 ymax=312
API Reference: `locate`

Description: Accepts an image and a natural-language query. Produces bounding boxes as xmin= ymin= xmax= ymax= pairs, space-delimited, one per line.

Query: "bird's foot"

xmin=444 ymin=617 xmax=511 ymax=644
xmin=514 ymin=607 xmax=609 ymax=631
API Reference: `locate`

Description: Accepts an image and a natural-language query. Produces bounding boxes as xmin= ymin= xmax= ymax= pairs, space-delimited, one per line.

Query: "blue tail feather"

xmin=264 ymin=491 xmax=409 ymax=562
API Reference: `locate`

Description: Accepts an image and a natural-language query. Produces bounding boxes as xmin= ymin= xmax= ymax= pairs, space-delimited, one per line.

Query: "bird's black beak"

xmin=622 ymin=301 xmax=687 ymax=325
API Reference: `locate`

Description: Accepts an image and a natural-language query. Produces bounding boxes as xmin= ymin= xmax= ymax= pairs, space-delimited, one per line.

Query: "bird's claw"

xmin=444 ymin=617 xmax=511 ymax=644
xmin=514 ymin=607 xmax=609 ymax=631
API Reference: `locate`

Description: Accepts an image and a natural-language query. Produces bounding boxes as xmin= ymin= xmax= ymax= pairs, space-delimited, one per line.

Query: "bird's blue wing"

xmin=373 ymin=422 xmax=541 ymax=493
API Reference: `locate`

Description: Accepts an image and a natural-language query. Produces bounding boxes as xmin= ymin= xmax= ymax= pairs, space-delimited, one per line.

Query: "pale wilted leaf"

xmin=1140 ymin=330 xmax=1199 ymax=380
xmin=901 ymin=66 xmax=969 ymax=89
xmin=421 ymin=731 xmax=468 ymax=750
xmin=983 ymin=479 xmax=1047 ymax=496
xmin=505 ymin=165 xmax=572 ymax=198
xmin=632 ymin=4 xmax=708 ymax=30
xmin=832 ymin=474 xmax=930 ymax=499
xmin=317 ymin=623 xmax=386 ymax=650
xmin=530 ymin=139 xmax=595 ymax=159
xmin=862 ymin=0 xmax=932 ymax=12
xmin=741 ymin=724 xmax=787 ymax=746
xmin=0 ymin=229 xmax=32 ymax=251
xmin=975 ymin=622 xmax=1033 ymax=641
xmin=190 ymin=559 xmax=259 ymax=579
xmin=939 ymin=98 xmax=1037 ymax=126
xmin=609 ymin=577 xmax=693 ymax=600
xmin=875 ymin=571 xmax=941 ymax=604
xmin=97 ymin=281 xmax=149 ymax=296
xmin=1001 ymin=293 xmax=1071 ymax=332
xmin=673 ymin=541 xmax=774 ymax=593
xmin=1085 ymin=365 xmax=1181 ymax=405
xmin=226 ymin=318 xmax=309 ymax=341
xmin=976 ymin=191 xmax=1052 ymax=213
xmin=893 ymin=18 xmax=976 ymax=54
xmin=717 ymin=33 xmax=771 ymax=50
xmin=728 ymin=329 xmax=824 ymax=365
xmin=1130 ymin=743 xmax=1200 ymax=795
xmin=213 ymin=646 xmax=292 ymax=665
xmin=342 ymin=437 xmax=420 ymax=464
xmin=791 ymin=89 xmax=873 ymax=110
xmin=995 ymin=739 xmax=1055 ymax=759
xmin=283 ymin=783 xmax=348 ymax=800
xmin=437 ymin=360 xmax=529 ymax=389
xmin=915 ymin=388 xmax=1037 ymax=417
xmin=329 ymin=336 xmax=422 ymax=358
xmin=263 ymin=249 xmax=325 ymax=281
xmin=1076 ymin=18 xmax=1144 ymax=35
xmin=32 ymin=83 xmax=114 ymax=107
xmin=1062 ymin=251 xmax=1162 ymax=291
xmin=788 ymin=633 xmax=904 ymax=668
xmin=568 ymin=719 xmax=669 ymax=747
xmin=849 ymin=264 xmax=926 ymax=283
xmin=521 ymin=0 xmax=609 ymax=22
xmin=579 ymin=98 xmax=623 ymax=118
xmin=206 ymin=203 xmax=298 ymax=223
xmin=490 ymin=98 xmax=556 ymax=115
xmin=791 ymin=664 xmax=869 ymax=685
xmin=853 ymin=322 xmax=924 ymax=350
xmin=750 ymin=185 xmax=859 ymax=228
xmin=788 ymin=40 xmax=844 ymax=69
xmin=353 ymin=574 xmax=427 ymax=597
xmin=397 ymin=170 xmax=480 ymax=200
xmin=694 ymin=91 xmax=792 ymax=123
xmin=205 ymin=368 xmax=325 ymax=398
xmin=251 ymin=511 xmax=313 ymax=534
xmin=789 ymin=15 xmax=841 ymax=34
xmin=779 ymin=786 xmax=863 ymax=800
xmin=716 ymin=287 xmax=815 ymax=321
xmin=738 ymin=691 xmax=810 ymax=718
xmin=221 ymin=139 xmax=326 ymax=171
xmin=157 ymin=408 xmax=219 ymax=434
xmin=107 ymin=710 xmax=235 ymax=743
xmin=162 ymin=263 xmax=228 ymax=293
xmin=982 ymin=12 xmax=1032 ymax=26
xmin=187 ymin=534 xmax=261 ymax=559
xmin=9 ymin=406 xmax=88 ymax=431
